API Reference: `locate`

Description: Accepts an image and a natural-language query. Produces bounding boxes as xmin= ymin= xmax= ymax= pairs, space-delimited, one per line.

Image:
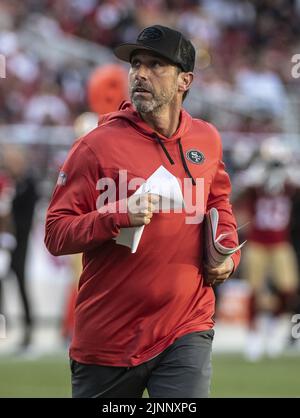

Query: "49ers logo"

xmin=186 ymin=149 xmax=205 ymax=164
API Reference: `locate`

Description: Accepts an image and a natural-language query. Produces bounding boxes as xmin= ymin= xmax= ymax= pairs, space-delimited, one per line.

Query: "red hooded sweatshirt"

xmin=45 ymin=102 xmax=240 ymax=367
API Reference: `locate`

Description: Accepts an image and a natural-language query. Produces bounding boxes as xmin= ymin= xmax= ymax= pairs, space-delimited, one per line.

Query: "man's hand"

xmin=128 ymin=193 xmax=160 ymax=226
xmin=204 ymin=257 xmax=234 ymax=286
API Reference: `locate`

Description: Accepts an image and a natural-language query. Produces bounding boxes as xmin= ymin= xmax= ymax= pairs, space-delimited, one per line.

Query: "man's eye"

xmin=132 ymin=61 xmax=140 ymax=68
xmin=152 ymin=61 xmax=162 ymax=67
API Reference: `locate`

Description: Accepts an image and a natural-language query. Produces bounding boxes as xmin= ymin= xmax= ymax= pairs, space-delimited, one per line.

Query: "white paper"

xmin=205 ymin=207 xmax=246 ymax=268
xmin=116 ymin=165 xmax=184 ymax=253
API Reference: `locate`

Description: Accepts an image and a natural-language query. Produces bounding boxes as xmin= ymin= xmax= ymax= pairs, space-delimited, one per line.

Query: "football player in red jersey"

xmin=234 ymin=137 xmax=300 ymax=360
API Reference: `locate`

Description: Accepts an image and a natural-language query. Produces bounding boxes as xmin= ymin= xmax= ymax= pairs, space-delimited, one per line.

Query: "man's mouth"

xmin=133 ymin=87 xmax=152 ymax=95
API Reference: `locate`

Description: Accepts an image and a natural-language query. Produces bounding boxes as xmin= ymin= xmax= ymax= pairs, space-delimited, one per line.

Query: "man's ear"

xmin=178 ymin=72 xmax=193 ymax=94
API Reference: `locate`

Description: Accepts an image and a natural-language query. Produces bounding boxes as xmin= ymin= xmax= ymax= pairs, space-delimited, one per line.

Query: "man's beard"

xmin=132 ymin=95 xmax=160 ymax=114
xmin=130 ymin=85 xmax=177 ymax=114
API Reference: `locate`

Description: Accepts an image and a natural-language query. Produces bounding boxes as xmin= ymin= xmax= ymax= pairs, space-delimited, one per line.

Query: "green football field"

xmin=0 ymin=354 xmax=299 ymax=398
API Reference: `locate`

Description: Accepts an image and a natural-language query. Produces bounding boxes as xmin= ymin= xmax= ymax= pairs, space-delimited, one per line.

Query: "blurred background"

xmin=0 ymin=0 xmax=300 ymax=397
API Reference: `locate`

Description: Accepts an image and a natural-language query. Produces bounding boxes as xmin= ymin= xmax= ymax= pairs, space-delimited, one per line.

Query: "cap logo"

xmin=138 ymin=27 xmax=163 ymax=42
xmin=186 ymin=149 xmax=205 ymax=164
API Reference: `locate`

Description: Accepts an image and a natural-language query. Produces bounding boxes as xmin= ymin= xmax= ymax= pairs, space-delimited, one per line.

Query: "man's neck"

xmin=140 ymin=105 xmax=181 ymax=138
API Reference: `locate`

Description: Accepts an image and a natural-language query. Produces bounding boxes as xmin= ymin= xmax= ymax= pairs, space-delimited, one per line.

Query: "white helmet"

xmin=260 ymin=136 xmax=291 ymax=165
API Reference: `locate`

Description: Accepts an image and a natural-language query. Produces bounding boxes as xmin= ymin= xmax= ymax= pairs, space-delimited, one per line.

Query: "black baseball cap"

xmin=114 ymin=25 xmax=195 ymax=72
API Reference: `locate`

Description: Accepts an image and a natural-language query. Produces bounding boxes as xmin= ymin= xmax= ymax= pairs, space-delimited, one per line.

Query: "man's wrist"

xmin=228 ymin=256 xmax=235 ymax=277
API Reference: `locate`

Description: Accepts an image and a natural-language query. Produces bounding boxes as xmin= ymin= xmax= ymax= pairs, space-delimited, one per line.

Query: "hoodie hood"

xmin=98 ymin=100 xmax=193 ymax=142
xmin=97 ymin=101 xmax=196 ymax=185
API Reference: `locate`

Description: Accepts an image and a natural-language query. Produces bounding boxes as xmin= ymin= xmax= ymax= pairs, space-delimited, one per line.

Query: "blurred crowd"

xmin=0 ymin=0 xmax=300 ymax=131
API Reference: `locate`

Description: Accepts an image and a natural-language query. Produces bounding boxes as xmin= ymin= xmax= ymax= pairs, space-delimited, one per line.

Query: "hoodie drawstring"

xmin=154 ymin=135 xmax=175 ymax=165
xmin=178 ymin=138 xmax=196 ymax=186
xmin=154 ymin=135 xmax=196 ymax=186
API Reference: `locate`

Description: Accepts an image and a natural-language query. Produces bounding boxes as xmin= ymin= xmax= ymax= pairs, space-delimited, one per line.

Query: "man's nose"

xmin=134 ymin=65 xmax=149 ymax=80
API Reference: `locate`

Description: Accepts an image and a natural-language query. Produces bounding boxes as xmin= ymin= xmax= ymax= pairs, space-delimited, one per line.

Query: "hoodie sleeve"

xmin=45 ymin=140 xmax=131 ymax=256
xmin=206 ymin=141 xmax=241 ymax=272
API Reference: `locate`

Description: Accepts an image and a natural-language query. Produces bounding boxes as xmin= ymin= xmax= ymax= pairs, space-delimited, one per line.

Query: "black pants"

xmin=10 ymin=237 xmax=32 ymax=329
xmin=71 ymin=329 xmax=214 ymax=398
xmin=0 ymin=235 xmax=32 ymax=342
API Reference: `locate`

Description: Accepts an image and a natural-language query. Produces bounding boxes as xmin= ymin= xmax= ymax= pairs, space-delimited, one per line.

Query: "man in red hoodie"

xmin=45 ymin=25 xmax=241 ymax=398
